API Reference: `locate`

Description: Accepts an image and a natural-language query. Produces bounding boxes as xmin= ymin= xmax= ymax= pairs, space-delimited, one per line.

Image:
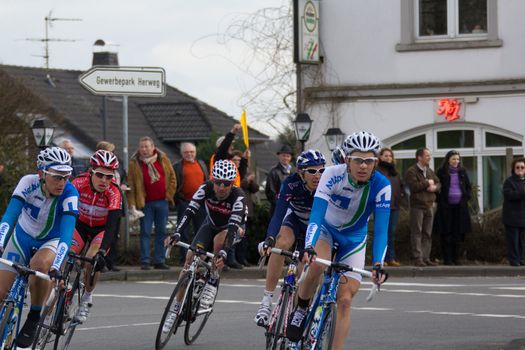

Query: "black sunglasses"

xmin=213 ymin=179 xmax=233 ymax=187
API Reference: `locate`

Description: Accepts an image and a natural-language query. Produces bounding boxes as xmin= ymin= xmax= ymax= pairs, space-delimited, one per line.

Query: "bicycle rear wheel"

xmin=0 ymin=301 xmax=15 ymax=349
xmin=312 ymin=303 xmax=336 ymax=350
xmin=54 ymin=268 xmax=83 ymax=350
xmin=266 ymin=287 xmax=292 ymax=350
xmin=183 ymin=278 xmax=219 ymax=345
xmin=155 ymin=274 xmax=191 ymax=350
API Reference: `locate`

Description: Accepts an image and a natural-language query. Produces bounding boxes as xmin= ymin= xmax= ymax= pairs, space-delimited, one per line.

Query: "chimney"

xmin=92 ymin=39 xmax=119 ymax=66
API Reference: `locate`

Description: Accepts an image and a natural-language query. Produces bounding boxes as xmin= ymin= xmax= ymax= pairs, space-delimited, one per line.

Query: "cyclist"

xmin=70 ymin=149 xmax=122 ymax=322
xmin=254 ymin=149 xmax=326 ymax=327
xmin=163 ymin=159 xmax=246 ymax=332
xmin=331 ymin=146 xmax=345 ymax=165
xmin=0 ymin=147 xmax=79 ymax=348
xmin=286 ymin=131 xmax=390 ymax=350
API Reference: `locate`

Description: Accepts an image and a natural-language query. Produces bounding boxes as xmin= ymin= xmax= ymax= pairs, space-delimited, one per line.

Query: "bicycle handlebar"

xmin=270 ymin=248 xmax=300 ymax=261
xmin=0 ymin=257 xmax=51 ymax=281
xmin=165 ymin=241 xmax=215 ymax=260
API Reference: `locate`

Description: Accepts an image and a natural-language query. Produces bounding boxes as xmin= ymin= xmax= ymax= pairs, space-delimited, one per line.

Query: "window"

xmin=418 ymin=0 xmax=487 ymax=39
xmin=485 ymin=132 xmax=522 ymax=147
xmin=437 ymin=130 xmax=474 ymax=148
xmin=391 ymin=134 xmax=426 ymax=150
xmin=397 ymin=0 xmax=501 ymax=51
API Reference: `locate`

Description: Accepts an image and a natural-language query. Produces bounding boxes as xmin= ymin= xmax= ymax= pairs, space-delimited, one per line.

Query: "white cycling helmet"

xmin=212 ymin=159 xmax=237 ymax=181
xmin=37 ymin=147 xmax=73 ymax=172
xmin=342 ymin=131 xmax=381 ymax=156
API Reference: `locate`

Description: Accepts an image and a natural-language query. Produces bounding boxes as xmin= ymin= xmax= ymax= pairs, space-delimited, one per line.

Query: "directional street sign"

xmin=78 ymin=66 xmax=166 ymax=97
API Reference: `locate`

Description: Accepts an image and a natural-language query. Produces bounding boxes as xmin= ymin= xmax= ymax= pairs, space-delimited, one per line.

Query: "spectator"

xmin=405 ymin=147 xmax=441 ymax=267
xmin=377 ymin=147 xmax=404 ymax=266
xmin=265 ymin=144 xmax=294 ymax=218
xmin=96 ymin=140 xmax=127 ymax=272
xmin=127 ymin=136 xmax=176 ymax=270
xmin=173 ymin=142 xmax=208 ymax=265
xmin=61 ymin=139 xmax=88 ymax=178
xmin=210 ymin=124 xmax=248 ymax=187
xmin=502 ymin=157 xmax=525 ymax=266
xmin=435 ymin=150 xmax=472 ymax=265
xmin=239 ymin=171 xmax=259 ymax=266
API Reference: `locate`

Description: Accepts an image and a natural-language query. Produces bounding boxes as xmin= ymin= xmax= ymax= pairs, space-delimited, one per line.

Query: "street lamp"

xmin=31 ymin=119 xmax=55 ymax=149
xmin=294 ymin=113 xmax=312 ymax=151
xmin=324 ymin=128 xmax=345 ymax=151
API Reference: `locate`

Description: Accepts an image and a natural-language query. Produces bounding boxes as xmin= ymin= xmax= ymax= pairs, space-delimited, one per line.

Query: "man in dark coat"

xmin=265 ymin=144 xmax=294 ymax=218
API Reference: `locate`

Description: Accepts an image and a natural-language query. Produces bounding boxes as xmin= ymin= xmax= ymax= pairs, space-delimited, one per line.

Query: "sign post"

xmin=79 ymin=65 xmax=166 ymax=250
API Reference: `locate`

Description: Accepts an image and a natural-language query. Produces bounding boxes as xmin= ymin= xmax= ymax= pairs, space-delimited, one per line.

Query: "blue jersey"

xmin=305 ymin=164 xmax=391 ymax=264
xmin=0 ymin=175 xmax=79 ymax=269
xmin=266 ymin=173 xmax=315 ymax=238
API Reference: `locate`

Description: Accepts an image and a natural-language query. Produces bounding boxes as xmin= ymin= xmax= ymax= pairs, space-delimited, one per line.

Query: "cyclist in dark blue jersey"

xmin=287 ymin=131 xmax=390 ymax=350
xmin=254 ymin=150 xmax=326 ymax=327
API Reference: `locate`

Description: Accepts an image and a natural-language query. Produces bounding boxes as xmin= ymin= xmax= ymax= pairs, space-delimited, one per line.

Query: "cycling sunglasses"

xmin=303 ymin=168 xmax=326 ymax=175
xmin=348 ymin=156 xmax=377 ymax=166
xmin=213 ymin=179 xmax=233 ymax=187
xmin=92 ymin=170 xmax=114 ymax=180
xmin=43 ymin=170 xmax=71 ymax=181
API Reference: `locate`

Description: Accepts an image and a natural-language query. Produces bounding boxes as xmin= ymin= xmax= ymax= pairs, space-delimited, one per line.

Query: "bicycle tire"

xmin=54 ymin=267 xmax=83 ymax=350
xmin=0 ymin=301 xmax=15 ymax=349
xmin=32 ymin=293 xmax=58 ymax=350
xmin=312 ymin=303 xmax=336 ymax=350
xmin=183 ymin=277 xmax=219 ymax=345
xmin=155 ymin=273 xmax=192 ymax=350
xmin=267 ymin=286 xmax=291 ymax=350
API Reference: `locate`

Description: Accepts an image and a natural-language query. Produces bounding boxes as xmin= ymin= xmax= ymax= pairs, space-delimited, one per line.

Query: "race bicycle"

xmin=0 ymin=256 xmax=50 ymax=350
xmin=156 ymin=241 xmax=220 ymax=349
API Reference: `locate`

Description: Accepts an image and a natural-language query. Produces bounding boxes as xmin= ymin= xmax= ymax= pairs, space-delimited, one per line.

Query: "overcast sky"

xmin=0 ymin=0 xmax=286 ymax=137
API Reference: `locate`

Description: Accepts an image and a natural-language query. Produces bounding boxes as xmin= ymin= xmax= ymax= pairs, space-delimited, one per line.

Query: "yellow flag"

xmin=240 ymin=110 xmax=249 ymax=148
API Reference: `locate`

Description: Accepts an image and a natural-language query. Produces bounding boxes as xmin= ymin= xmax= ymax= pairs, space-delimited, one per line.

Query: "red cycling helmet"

xmin=90 ymin=150 xmax=119 ymax=170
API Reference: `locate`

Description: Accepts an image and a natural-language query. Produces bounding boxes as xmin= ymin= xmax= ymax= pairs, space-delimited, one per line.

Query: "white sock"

xmin=262 ymin=290 xmax=274 ymax=306
xmin=82 ymin=291 xmax=93 ymax=303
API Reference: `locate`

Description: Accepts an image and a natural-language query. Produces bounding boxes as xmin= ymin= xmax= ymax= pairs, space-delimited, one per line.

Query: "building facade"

xmin=301 ymin=0 xmax=525 ymax=212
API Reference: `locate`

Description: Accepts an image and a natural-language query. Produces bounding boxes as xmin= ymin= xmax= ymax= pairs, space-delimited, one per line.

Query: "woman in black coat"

xmin=435 ymin=150 xmax=472 ymax=265
xmin=502 ymin=157 xmax=525 ymax=266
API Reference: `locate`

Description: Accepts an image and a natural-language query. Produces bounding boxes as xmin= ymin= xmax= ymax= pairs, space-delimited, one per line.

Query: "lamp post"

xmin=324 ymin=127 xmax=345 ymax=151
xmin=294 ymin=113 xmax=312 ymax=151
xmin=31 ymin=119 xmax=55 ymax=149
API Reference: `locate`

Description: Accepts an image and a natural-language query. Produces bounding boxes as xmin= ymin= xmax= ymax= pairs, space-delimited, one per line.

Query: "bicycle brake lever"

xmin=257 ymin=255 xmax=267 ymax=270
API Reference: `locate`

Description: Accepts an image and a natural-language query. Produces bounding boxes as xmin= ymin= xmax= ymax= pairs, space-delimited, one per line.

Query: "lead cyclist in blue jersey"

xmin=287 ymin=131 xmax=391 ymax=350
xmin=0 ymin=147 xmax=79 ymax=348
xmin=254 ymin=149 xmax=326 ymax=327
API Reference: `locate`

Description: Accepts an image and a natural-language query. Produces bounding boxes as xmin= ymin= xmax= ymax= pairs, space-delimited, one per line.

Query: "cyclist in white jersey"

xmin=287 ymin=131 xmax=390 ymax=350
xmin=0 ymin=147 xmax=79 ymax=348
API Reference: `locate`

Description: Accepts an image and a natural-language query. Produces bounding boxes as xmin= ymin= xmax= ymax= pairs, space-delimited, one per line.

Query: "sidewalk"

xmin=99 ymin=264 xmax=525 ymax=282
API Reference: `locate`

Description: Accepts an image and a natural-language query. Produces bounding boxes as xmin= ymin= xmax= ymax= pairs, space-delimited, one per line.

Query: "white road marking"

xmin=406 ymin=310 xmax=525 ymax=320
xmin=77 ymin=322 xmax=158 ymax=331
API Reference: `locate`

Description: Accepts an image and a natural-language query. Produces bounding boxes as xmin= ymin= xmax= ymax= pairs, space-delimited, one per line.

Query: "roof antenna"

xmin=25 ymin=10 xmax=82 ymax=71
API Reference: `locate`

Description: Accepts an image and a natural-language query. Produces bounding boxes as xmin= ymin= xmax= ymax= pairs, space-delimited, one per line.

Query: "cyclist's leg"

xmin=266 ymin=226 xmax=295 ymax=291
xmin=83 ymin=230 xmax=104 ymax=293
xmin=331 ymin=233 xmax=367 ymax=350
xmin=0 ymin=229 xmax=26 ymax=300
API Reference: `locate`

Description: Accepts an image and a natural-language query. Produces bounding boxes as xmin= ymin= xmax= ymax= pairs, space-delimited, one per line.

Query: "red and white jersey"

xmin=71 ymin=172 xmax=122 ymax=228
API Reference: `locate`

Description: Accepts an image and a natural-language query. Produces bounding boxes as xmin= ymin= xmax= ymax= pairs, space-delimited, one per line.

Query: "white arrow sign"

xmin=78 ymin=66 xmax=166 ymax=97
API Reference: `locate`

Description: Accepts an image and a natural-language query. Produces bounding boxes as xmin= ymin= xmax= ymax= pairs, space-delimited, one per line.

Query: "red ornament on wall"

xmin=437 ymin=99 xmax=461 ymax=122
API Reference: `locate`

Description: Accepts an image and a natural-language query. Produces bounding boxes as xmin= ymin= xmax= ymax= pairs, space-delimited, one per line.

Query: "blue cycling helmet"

xmin=296 ymin=149 xmax=326 ymax=169
xmin=331 ymin=146 xmax=345 ymax=165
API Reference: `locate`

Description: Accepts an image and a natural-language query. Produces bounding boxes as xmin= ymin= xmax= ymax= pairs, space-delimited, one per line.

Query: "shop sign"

xmin=437 ymin=98 xmax=462 ymax=122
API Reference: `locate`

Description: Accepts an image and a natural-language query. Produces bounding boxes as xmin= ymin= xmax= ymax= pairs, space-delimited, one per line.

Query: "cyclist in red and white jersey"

xmin=70 ymin=150 xmax=122 ymax=322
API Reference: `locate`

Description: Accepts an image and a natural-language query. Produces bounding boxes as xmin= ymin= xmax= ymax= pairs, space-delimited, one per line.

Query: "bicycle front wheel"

xmin=266 ymin=286 xmax=292 ymax=350
xmin=183 ymin=278 xmax=219 ymax=345
xmin=155 ymin=274 xmax=192 ymax=350
xmin=0 ymin=301 xmax=16 ymax=349
xmin=32 ymin=292 xmax=58 ymax=350
xmin=54 ymin=268 xmax=83 ymax=350
xmin=313 ymin=303 xmax=336 ymax=350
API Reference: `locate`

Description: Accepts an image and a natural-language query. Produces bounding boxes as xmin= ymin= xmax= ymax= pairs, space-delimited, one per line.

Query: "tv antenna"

xmin=25 ymin=11 xmax=82 ymax=70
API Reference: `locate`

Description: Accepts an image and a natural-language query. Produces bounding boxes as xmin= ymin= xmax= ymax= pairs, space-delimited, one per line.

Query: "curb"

xmin=99 ymin=265 xmax=525 ymax=282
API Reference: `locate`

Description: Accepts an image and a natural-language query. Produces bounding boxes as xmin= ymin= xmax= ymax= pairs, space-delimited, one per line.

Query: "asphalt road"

xmin=36 ymin=276 xmax=525 ymax=350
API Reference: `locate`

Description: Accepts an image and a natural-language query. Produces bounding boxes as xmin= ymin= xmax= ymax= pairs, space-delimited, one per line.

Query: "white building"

xmin=301 ymin=0 xmax=525 ymax=212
